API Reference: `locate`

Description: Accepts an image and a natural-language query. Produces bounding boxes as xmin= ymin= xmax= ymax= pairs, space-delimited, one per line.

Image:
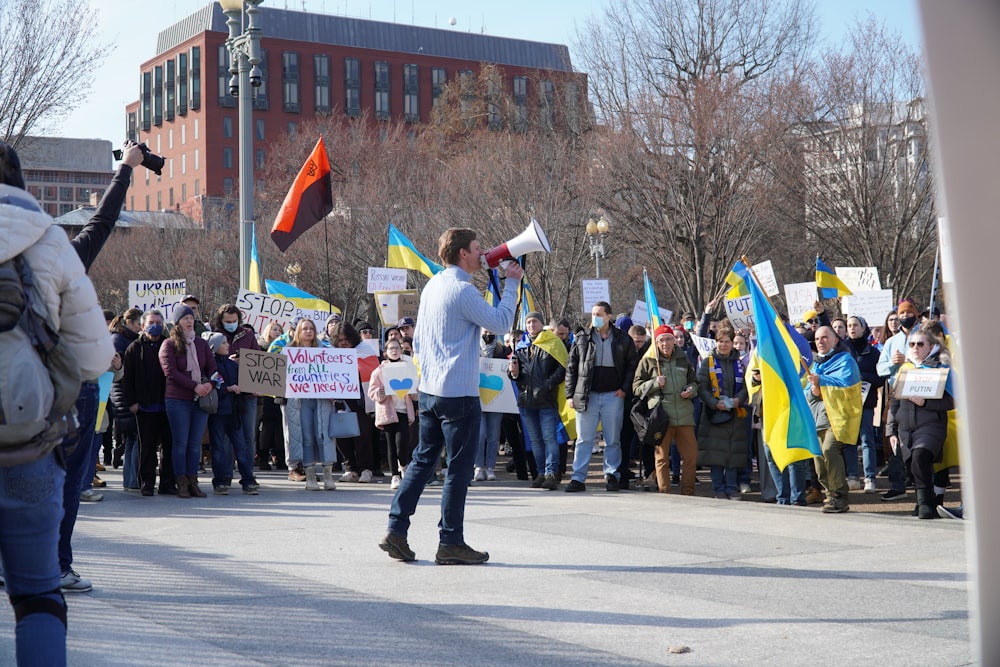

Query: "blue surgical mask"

xmin=592 ymin=315 xmax=605 ymax=329
xmin=223 ymin=321 xmax=239 ymax=333
xmin=684 ymin=320 xmax=694 ymax=331
xmin=146 ymin=323 xmax=164 ymax=338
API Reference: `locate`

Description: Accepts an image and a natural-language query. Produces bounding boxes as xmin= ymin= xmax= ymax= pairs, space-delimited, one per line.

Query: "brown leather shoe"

xmin=175 ymin=475 xmax=191 ymax=499
xmin=188 ymin=476 xmax=207 ymax=498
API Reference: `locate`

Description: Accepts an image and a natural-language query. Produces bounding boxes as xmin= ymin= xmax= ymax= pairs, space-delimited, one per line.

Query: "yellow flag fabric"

xmin=533 ymin=329 xmax=576 ymax=441
xmin=819 ymin=383 xmax=863 ymax=445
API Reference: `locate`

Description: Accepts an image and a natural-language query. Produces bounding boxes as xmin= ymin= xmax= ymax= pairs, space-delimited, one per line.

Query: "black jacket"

xmin=121 ymin=334 xmax=167 ymax=410
xmin=70 ymin=164 xmax=132 ymax=272
xmin=565 ymin=325 xmax=639 ymax=411
xmin=509 ymin=339 xmax=565 ymax=409
xmin=110 ymin=328 xmax=140 ymax=432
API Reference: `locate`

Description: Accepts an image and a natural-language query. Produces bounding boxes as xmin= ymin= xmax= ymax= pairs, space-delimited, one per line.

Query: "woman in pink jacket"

xmin=368 ymin=339 xmax=418 ymax=489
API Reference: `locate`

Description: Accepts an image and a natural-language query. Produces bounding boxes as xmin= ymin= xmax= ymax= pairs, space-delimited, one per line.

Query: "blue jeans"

xmin=858 ymin=408 xmax=878 ymax=480
xmin=521 ymin=407 xmax=560 ymax=476
xmin=477 ymin=411 xmax=503 ymax=472
xmin=121 ymin=431 xmax=139 ymax=489
xmin=164 ymin=399 xmax=209 ymax=476
xmin=238 ymin=396 xmax=258 ymax=458
xmin=763 ymin=442 xmax=810 ymax=505
xmin=388 ymin=393 xmax=481 ymax=545
xmin=1 ymin=451 xmax=67 ymax=666
xmin=710 ymin=465 xmax=738 ymax=496
xmin=571 ymin=391 xmax=624 ymax=482
xmin=59 ymin=381 xmax=98 ymax=573
xmin=208 ymin=412 xmax=255 ymax=488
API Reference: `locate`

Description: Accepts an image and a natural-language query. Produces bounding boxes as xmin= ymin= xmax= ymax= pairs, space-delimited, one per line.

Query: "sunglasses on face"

xmin=808 ymin=319 xmax=819 ymax=324
xmin=360 ymin=329 xmax=373 ymax=334
xmin=908 ymin=341 xmax=927 ymax=348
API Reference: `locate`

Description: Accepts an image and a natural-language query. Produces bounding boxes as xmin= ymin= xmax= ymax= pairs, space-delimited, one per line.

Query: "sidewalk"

xmin=0 ymin=467 xmax=971 ymax=666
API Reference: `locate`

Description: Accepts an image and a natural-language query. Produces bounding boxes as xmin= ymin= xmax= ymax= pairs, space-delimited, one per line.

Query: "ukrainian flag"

xmin=517 ymin=278 xmax=538 ymax=330
xmin=811 ymin=350 xmax=863 ymax=445
xmin=265 ymin=279 xmax=341 ymax=315
xmin=746 ymin=269 xmax=819 ymax=471
xmin=726 ymin=260 xmax=751 ymax=299
xmin=816 ymin=256 xmax=853 ymax=298
xmin=248 ymin=233 xmax=263 ymax=294
xmin=484 ymin=268 xmax=502 ymax=306
xmin=532 ymin=329 xmax=577 ymax=441
xmin=387 ymin=223 xmax=443 ymax=278
xmin=643 ymin=269 xmax=661 ymax=329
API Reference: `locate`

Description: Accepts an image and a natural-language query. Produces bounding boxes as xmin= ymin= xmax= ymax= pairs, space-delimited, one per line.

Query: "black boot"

xmin=916 ymin=488 xmax=939 ymax=519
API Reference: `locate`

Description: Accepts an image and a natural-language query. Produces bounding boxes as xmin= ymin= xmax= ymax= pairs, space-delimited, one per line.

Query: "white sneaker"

xmin=60 ymin=569 xmax=93 ymax=593
xmin=739 ymin=483 xmax=751 ymax=495
xmin=863 ymin=478 xmax=877 ymax=494
xmin=486 ymin=470 xmax=497 ymax=481
xmin=80 ymin=489 xmax=104 ymax=502
xmin=473 ymin=467 xmax=486 ymax=482
xmin=359 ymin=469 xmax=374 ymax=483
xmin=390 ymin=474 xmax=402 ymax=490
xmin=847 ymin=477 xmax=862 ymax=491
xmin=339 ymin=471 xmax=359 ymax=483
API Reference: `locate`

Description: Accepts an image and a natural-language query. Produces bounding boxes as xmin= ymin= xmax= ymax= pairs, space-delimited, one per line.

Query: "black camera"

xmin=112 ymin=142 xmax=166 ymax=176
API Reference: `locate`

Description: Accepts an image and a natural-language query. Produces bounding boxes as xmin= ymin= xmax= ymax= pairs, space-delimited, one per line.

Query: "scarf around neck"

xmin=183 ymin=329 xmax=201 ymax=383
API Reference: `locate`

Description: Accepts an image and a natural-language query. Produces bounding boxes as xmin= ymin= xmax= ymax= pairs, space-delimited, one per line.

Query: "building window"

xmin=59 ymin=186 xmax=72 ymax=200
xmin=75 ymin=188 xmax=90 ymax=202
xmin=344 ymin=57 xmax=360 ymax=116
xmin=223 ymin=177 xmax=234 ymax=196
xmin=177 ymin=53 xmax=188 ymax=115
xmin=194 ymin=118 xmax=199 ymax=140
xmin=44 ymin=186 xmax=57 ymax=200
xmin=458 ymin=70 xmax=475 ymax=124
xmin=181 ymin=154 xmax=186 ymax=175
xmin=314 ymin=54 xmax=330 ymax=113
xmin=539 ymin=80 xmax=555 ymax=131
xmin=194 ymin=179 xmax=200 ymax=196
xmin=255 ymin=118 xmax=265 ymax=140
xmin=513 ymin=76 xmax=528 ymax=131
xmin=157 ymin=191 xmax=162 ymax=210
xmin=288 ymin=121 xmax=297 ymax=137
xmin=194 ymin=148 xmax=199 ymax=171
xmin=431 ymin=67 xmax=446 ymax=107
xmin=487 ymin=78 xmax=501 ymax=130
xmin=255 ymin=149 xmax=265 ymax=169
xmin=153 ymin=65 xmax=163 ymax=126
xmin=181 ymin=183 xmax=187 ymax=202
xmin=190 ymin=46 xmax=201 ymax=110
xmin=145 ymin=194 xmax=150 ymax=211
xmin=253 ymin=48 xmax=269 ymax=111
xmin=403 ymin=64 xmax=418 ymax=122
xmin=223 ymin=147 xmax=233 ymax=169
xmin=169 ymin=187 xmax=174 ymax=207
xmin=219 ymin=45 xmax=235 ymax=107
xmin=374 ymin=61 xmax=390 ymax=119
xmin=128 ymin=111 xmax=139 ymax=143
xmin=180 ymin=123 xmax=186 ymax=144
xmin=564 ymin=82 xmax=580 ymax=132
xmin=59 ymin=203 xmax=73 ymax=216
xmin=282 ymin=51 xmax=299 ymax=112
xmin=223 ymin=116 xmax=233 ymax=138
xmin=165 ymin=59 xmax=176 ymax=121
xmin=141 ymin=72 xmax=151 ymax=132
xmin=168 ymin=128 xmax=173 ymax=150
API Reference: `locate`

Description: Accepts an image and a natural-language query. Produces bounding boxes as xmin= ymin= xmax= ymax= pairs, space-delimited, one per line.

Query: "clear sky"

xmin=57 ymin=0 xmax=921 ymax=146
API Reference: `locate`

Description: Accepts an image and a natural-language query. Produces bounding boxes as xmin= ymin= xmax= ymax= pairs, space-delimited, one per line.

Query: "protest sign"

xmin=724 ymin=294 xmax=754 ymax=330
xmin=375 ymin=290 xmax=419 ymax=326
xmin=689 ymin=333 xmax=718 ymax=359
xmin=751 ymin=260 xmax=780 ymax=297
xmin=236 ymin=289 xmax=333 ymax=335
xmin=129 ymin=279 xmax=187 ymax=320
xmin=894 ymin=368 xmax=950 ymax=400
xmin=238 ymin=349 xmax=288 ymax=397
xmin=381 ymin=358 xmax=419 ymax=411
xmin=582 ymin=279 xmax=610 ymax=313
xmin=479 ymin=358 xmax=518 ymax=413
xmin=283 ymin=347 xmax=359 ymax=399
xmin=356 ymin=338 xmax=381 ymax=412
xmin=630 ymin=300 xmax=673 ymax=329
xmin=367 ymin=267 xmax=408 ymax=293
xmin=835 ymin=266 xmax=881 ymax=292
xmin=784 ymin=281 xmax=817 ymax=324
xmin=842 ymin=289 xmax=894 ymax=325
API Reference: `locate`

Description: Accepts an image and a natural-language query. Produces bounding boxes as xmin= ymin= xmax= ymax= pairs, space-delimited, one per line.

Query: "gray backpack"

xmin=0 ymin=255 xmax=81 ymax=466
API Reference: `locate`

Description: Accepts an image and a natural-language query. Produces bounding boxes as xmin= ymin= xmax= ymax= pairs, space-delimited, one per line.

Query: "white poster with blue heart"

xmin=479 ymin=358 xmax=519 ymax=414
xmin=380 ymin=358 xmax=419 ymax=412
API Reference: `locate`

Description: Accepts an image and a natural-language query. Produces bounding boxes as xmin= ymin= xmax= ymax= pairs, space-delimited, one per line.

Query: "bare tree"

xmin=0 ymin=0 xmax=111 ymax=146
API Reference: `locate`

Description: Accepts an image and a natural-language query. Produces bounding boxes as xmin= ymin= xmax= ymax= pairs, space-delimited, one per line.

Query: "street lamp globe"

xmin=597 ymin=215 xmax=610 ymax=234
xmin=218 ymin=0 xmax=243 ymax=11
xmin=585 ymin=219 xmax=599 ymax=236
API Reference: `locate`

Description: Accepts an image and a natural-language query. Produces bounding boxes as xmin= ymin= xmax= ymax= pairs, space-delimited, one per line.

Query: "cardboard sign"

xmin=381 ymin=358 xmax=419 ymax=411
xmin=724 ymin=295 xmax=754 ymax=331
xmin=236 ymin=289 xmax=333 ymax=336
xmin=284 ymin=347 xmax=359 ymax=399
xmin=752 ymin=260 xmax=780 ymax=297
xmin=630 ymin=300 xmax=673 ymax=329
xmin=375 ymin=290 xmax=419 ymax=326
xmin=894 ymin=367 xmax=950 ymax=400
xmin=357 ymin=338 xmax=381 ymax=412
xmin=129 ymin=279 xmax=187 ymax=320
xmin=581 ymin=279 xmax=610 ymax=314
xmin=842 ymin=289 xmax=894 ymax=326
xmin=689 ymin=333 xmax=718 ymax=359
xmin=861 ymin=381 xmax=872 ymax=404
xmin=479 ymin=357 xmax=519 ymax=414
xmin=784 ymin=281 xmax=817 ymax=324
xmin=238 ymin=349 xmax=288 ymax=397
xmin=367 ymin=267 xmax=408 ymax=293
xmin=835 ymin=266 xmax=881 ymax=292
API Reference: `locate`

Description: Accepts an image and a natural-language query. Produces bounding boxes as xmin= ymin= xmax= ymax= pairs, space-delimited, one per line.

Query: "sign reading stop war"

xmin=284 ymin=347 xmax=360 ymax=399
xmin=238 ymin=350 xmax=287 ymax=397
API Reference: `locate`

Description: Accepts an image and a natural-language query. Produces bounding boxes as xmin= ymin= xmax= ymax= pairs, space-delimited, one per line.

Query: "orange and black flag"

xmin=270 ymin=136 xmax=333 ymax=252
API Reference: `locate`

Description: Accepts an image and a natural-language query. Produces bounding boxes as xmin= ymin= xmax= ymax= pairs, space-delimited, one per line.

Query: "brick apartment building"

xmin=125 ymin=3 xmax=587 ymax=222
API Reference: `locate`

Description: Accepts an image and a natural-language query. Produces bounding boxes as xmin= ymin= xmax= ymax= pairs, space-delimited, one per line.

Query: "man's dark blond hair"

xmin=438 ymin=228 xmax=477 ymax=266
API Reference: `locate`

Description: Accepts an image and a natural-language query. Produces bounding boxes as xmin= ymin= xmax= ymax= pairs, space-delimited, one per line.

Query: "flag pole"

xmin=324 ymin=217 xmax=332 ymax=314
xmin=928 ymin=245 xmax=941 ymax=318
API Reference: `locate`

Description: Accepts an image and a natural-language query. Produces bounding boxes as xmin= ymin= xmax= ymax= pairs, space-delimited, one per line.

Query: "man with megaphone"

xmin=380 ymin=228 xmax=523 ymax=565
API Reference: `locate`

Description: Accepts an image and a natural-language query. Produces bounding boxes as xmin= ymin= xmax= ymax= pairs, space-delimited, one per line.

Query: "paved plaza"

xmin=0 ymin=467 xmax=972 ymax=666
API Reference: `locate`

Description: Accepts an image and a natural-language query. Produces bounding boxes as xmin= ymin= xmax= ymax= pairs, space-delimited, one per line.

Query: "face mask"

xmin=146 ymin=323 xmax=164 ymax=338
xmin=223 ymin=321 xmax=239 ymax=333
xmin=482 ymin=334 xmax=495 ymax=344
xmin=899 ymin=315 xmax=917 ymax=330
xmin=592 ymin=315 xmax=605 ymax=329
xmin=683 ymin=320 xmax=694 ymax=331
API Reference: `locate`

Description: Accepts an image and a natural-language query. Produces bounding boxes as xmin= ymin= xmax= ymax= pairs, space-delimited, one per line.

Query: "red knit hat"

xmin=653 ymin=324 xmax=676 ymax=339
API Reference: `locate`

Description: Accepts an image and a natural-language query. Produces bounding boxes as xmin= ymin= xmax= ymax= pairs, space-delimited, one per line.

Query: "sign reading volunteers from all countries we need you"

xmin=283 ymin=347 xmax=360 ymax=399
xmin=129 ymin=279 xmax=187 ymax=321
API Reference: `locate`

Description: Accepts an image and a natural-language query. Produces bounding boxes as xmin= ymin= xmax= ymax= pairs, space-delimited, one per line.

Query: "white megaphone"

xmin=482 ymin=218 xmax=551 ymax=269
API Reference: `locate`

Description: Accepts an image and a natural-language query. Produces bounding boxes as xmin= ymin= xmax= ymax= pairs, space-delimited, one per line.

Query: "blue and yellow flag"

xmin=532 ymin=329 xmax=576 ymax=441
xmin=812 ymin=350 xmax=863 ymax=445
xmin=746 ymin=270 xmax=819 ymax=471
xmin=484 ymin=268 xmax=503 ymax=306
xmin=816 ymin=257 xmax=853 ymax=298
xmin=264 ymin=279 xmax=341 ymax=315
xmin=643 ymin=269 xmax=661 ymax=329
xmin=517 ymin=278 xmax=538 ymax=330
xmin=726 ymin=260 xmax=751 ymax=299
xmin=387 ymin=223 xmax=443 ymax=278
xmin=249 ymin=233 xmax=263 ymax=293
